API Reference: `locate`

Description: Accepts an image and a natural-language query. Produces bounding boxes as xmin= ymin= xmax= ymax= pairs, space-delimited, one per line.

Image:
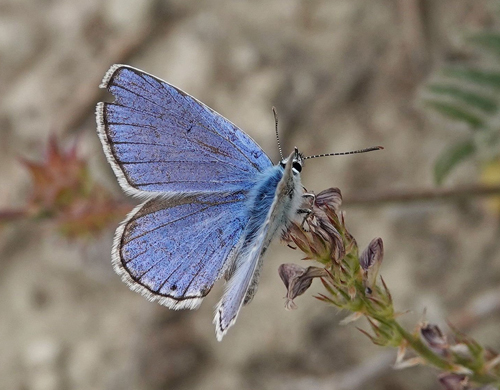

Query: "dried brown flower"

xmin=420 ymin=323 xmax=449 ymax=357
xmin=277 ymin=184 xmax=500 ymax=388
xmin=282 ymin=188 xmax=345 ymax=264
xmin=278 ymin=263 xmax=327 ymax=310
xmin=439 ymin=373 xmax=468 ymax=390
xmin=360 ymin=237 xmax=384 ymax=293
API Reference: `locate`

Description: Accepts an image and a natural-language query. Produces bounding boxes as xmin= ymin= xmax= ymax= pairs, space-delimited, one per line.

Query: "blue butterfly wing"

xmin=114 ymin=191 xmax=249 ymax=309
xmin=96 ymin=64 xmax=273 ymax=197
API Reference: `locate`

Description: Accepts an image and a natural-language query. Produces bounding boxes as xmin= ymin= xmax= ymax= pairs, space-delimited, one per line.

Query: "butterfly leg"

xmin=302 ymin=192 xmax=315 ymax=202
xmin=298 ymin=193 xmax=315 ymax=230
xmin=297 ymin=208 xmax=312 ymax=231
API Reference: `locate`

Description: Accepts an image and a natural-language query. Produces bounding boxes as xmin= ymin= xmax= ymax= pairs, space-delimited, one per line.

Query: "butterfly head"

xmin=280 ymin=147 xmax=304 ymax=175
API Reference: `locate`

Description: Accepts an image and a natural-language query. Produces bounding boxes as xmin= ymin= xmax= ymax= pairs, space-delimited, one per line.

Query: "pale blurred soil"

xmin=1 ymin=1 xmax=500 ymax=389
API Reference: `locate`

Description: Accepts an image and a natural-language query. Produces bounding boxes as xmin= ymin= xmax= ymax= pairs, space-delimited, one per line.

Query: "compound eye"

xmin=292 ymin=161 xmax=302 ymax=173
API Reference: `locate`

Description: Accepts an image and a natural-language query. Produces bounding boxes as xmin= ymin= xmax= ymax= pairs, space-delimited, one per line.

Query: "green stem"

xmin=391 ymin=320 xmax=500 ymax=385
xmin=391 ymin=320 xmax=455 ymax=371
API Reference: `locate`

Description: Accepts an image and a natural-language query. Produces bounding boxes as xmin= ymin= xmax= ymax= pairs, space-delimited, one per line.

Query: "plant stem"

xmin=0 ymin=208 xmax=28 ymax=222
xmin=391 ymin=320 xmax=455 ymax=371
xmin=345 ymin=184 xmax=500 ymax=206
xmin=390 ymin=320 xmax=500 ymax=385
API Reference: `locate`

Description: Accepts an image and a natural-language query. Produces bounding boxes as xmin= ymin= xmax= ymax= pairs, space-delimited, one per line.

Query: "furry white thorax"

xmin=275 ymin=150 xmax=305 ymax=230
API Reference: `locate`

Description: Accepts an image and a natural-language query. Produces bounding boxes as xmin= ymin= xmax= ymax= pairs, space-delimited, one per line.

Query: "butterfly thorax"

xmin=243 ymin=165 xmax=284 ymax=244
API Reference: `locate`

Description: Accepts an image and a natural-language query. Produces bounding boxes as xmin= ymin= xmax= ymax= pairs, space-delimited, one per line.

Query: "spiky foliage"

xmin=1 ymin=136 xmax=131 ymax=239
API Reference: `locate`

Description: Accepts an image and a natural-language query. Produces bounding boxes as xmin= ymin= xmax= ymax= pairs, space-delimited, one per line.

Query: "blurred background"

xmin=1 ymin=0 xmax=500 ymax=389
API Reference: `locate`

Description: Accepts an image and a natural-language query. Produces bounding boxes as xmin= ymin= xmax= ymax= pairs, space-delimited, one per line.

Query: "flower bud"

xmin=281 ymin=188 xmax=345 ymax=264
xmin=420 ymin=323 xmax=449 ymax=357
xmin=438 ymin=373 xmax=467 ymax=390
xmin=315 ymin=188 xmax=342 ymax=211
xmin=360 ymin=237 xmax=384 ymax=291
xmin=278 ymin=264 xmax=327 ymax=310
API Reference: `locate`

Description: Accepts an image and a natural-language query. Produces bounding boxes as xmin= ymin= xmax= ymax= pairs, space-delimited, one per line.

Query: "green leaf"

xmin=424 ymin=100 xmax=485 ymax=129
xmin=468 ymin=32 xmax=500 ymax=57
xmin=427 ymin=84 xmax=498 ymax=113
xmin=434 ymin=139 xmax=476 ymax=185
xmin=442 ymin=67 xmax=500 ymax=89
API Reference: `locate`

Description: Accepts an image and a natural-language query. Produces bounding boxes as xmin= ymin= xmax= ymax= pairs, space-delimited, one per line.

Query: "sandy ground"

xmin=1 ymin=1 xmax=500 ymax=389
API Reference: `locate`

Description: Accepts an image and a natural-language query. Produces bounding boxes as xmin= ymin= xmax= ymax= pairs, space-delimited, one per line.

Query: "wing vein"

xmin=122 ymin=198 xmax=241 ymax=246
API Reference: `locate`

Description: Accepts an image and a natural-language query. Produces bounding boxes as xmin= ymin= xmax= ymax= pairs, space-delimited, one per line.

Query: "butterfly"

xmin=96 ymin=64 xmax=380 ymax=340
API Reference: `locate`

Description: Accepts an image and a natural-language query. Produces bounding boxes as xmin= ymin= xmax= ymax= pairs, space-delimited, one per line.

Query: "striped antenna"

xmin=303 ymin=146 xmax=384 ymax=160
xmin=272 ymin=107 xmax=284 ymax=160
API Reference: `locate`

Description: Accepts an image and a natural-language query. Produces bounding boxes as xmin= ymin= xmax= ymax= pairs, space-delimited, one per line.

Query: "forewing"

xmin=96 ymin=64 xmax=273 ymax=197
xmin=114 ymin=191 xmax=249 ymax=309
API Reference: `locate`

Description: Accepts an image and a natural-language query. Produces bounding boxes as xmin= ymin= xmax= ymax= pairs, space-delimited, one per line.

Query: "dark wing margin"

xmin=112 ymin=191 xmax=249 ymax=310
xmin=96 ymin=64 xmax=273 ymax=198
